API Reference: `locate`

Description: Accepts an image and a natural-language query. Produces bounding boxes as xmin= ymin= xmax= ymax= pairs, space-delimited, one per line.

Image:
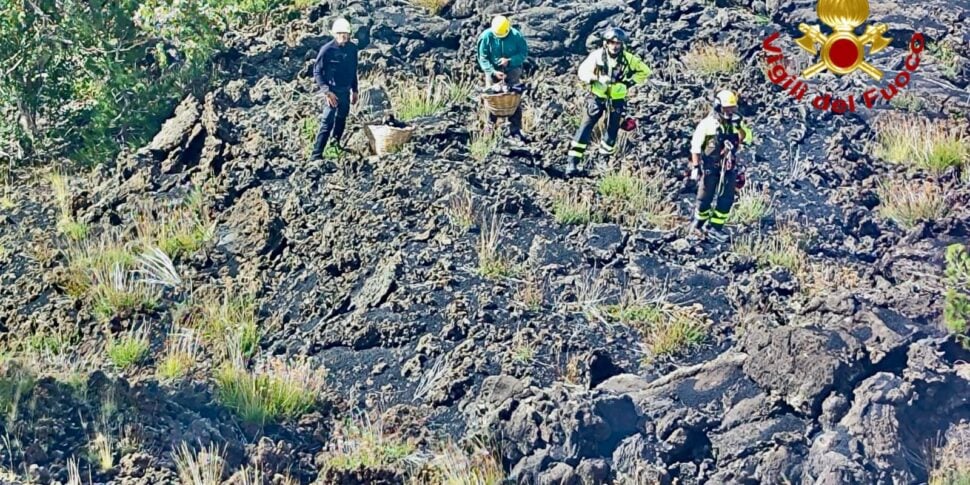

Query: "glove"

xmin=690 ymin=166 xmax=700 ymax=181
xmin=596 ymin=75 xmax=611 ymax=84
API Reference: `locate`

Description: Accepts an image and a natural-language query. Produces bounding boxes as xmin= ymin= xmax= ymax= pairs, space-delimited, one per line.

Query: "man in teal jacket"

xmin=477 ymin=15 xmax=529 ymax=142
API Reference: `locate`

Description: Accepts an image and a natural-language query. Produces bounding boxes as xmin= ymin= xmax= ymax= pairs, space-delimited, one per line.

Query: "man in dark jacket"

xmin=310 ymin=17 xmax=359 ymax=161
xmin=477 ymin=15 xmax=530 ymax=142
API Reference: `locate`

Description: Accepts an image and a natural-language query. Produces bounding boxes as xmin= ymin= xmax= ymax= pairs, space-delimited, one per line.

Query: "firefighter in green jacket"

xmin=565 ymin=27 xmax=652 ymax=176
xmin=477 ymin=15 xmax=530 ymax=142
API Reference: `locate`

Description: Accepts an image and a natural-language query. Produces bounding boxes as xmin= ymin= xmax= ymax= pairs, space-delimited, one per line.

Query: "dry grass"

xmin=597 ymin=168 xmax=678 ymax=229
xmin=875 ymin=115 xmax=969 ymax=173
xmin=410 ymin=0 xmax=450 ymax=15
xmin=684 ymin=43 xmax=740 ymax=76
xmin=944 ymin=244 xmax=970 ymax=342
xmin=61 ymin=231 xmax=134 ymax=298
xmin=877 ymin=179 xmax=947 ymax=229
xmin=802 ymin=262 xmax=862 ymax=297
xmin=416 ymin=438 xmax=505 ymax=485
xmin=728 ymin=188 xmax=773 ymax=226
xmin=157 ymin=329 xmax=200 ymax=380
xmin=515 ymin=271 xmax=546 ymax=311
xmin=173 ymin=442 xmax=225 ymax=485
xmin=571 ymin=270 xmax=614 ymax=324
xmin=90 ymin=432 xmax=114 ymax=471
xmin=509 ymin=330 xmax=535 ymax=364
xmin=47 ymin=171 xmax=89 ymax=241
xmin=476 ymin=212 xmax=515 ymax=279
xmin=929 ymin=423 xmax=970 ymax=485
xmin=444 ymin=183 xmax=474 ymax=233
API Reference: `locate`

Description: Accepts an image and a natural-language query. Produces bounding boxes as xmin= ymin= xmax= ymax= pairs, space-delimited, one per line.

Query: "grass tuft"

xmin=476 ymin=212 xmax=514 ymax=279
xmin=685 ymin=43 xmax=740 ymax=76
xmin=390 ymin=75 xmax=473 ymax=122
xmin=418 ymin=438 xmax=505 ymax=485
xmin=469 ymin=128 xmax=501 ymax=161
xmin=173 ymin=442 xmax=225 ymax=485
xmin=605 ymin=301 xmax=708 ymax=361
xmin=732 ymin=225 xmax=805 ymax=274
xmin=444 ymin=184 xmax=474 ymax=233
xmin=876 ymin=179 xmax=947 ymax=229
xmin=107 ymin=328 xmax=150 ymax=369
xmin=728 ymin=188 xmax=773 ymax=226
xmin=410 ymin=0 xmax=450 ymax=15
xmin=158 ymin=329 xmax=200 ymax=380
xmin=597 ymin=169 xmax=677 ymax=229
xmin=552 ymin=192 xmax=593 ymax=226
xmin=322 ymin=415 xmax=418 ymax=474
xmin=875 ymin=114 xmax=969 ymax=173
xmin=180 ymin=289 xmax=260 ymax=359
xmin=90 ymin=264 xmax=159 ymax=320
xmin=215 ymin=358 xmax=325 ymax=425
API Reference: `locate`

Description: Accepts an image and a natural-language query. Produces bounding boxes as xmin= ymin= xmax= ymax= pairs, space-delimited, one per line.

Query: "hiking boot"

xmin=564 ymin=159 xmax=580 ymax=177
xmin=707 ymin=225 xmax=731 ymax=243
xmin=508 ymin=130 xmax=531 ymax=144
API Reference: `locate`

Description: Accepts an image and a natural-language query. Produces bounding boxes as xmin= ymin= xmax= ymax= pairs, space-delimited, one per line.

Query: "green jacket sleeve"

xmin=508 ymin=31 xmax=528 ymax=69
xmin=623 ymin=52 xmax=652 ymax=86
xmin=477 ymin=34 xmax=494 ymax=75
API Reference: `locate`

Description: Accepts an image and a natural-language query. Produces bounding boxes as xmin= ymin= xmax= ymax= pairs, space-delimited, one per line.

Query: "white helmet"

xmin=331 ymin=18 xmax=351 ymax=34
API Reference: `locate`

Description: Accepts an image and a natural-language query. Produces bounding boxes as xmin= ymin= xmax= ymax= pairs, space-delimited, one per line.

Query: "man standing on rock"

xmin=477 ymin=15 xmax=530 ymax=144
xmin=688 ymin=89 xmax=753 ymax=242
xmin=309 ymin=18 xmax=359 ymax=161
xmin=564 ymin=27 xmax=652 ymax=177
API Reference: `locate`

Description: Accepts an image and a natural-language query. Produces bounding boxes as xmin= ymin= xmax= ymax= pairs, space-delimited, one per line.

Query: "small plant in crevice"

xmin=944 ymin=243 xmax=970 ymax=347
xmin=173 ymin=441 xmax=226 ymax=485
xmin=731 ymin=225 xmax=805 ymax=275
xmin=928 ymin=423 xmax=970 ymax=485
xmin=107 ymin=327 xmax=150 ymax=370
xmin=605 ymin=298 xmax=709 ymax=361
xmin=47 ymin=171 xmax=89 ymax=241
xmin=597 ymin=168 xmax=677 ymax=229
xmin=158 ymin=329 xmax=200 ymax=380
xmin=552 ymin=192 xmax=594 ymax=226
xmin=179 ymin=287 xmax=260 ymax=359
xmin=444 ymin=183 xmax=474 ymax=233
xmin=320 ymin=413 xmax=419 ymax=475
xmin=409 ymin=0 xmax=450 ymax=15
xmin=476 ymin=212 xmax=515 ymax=280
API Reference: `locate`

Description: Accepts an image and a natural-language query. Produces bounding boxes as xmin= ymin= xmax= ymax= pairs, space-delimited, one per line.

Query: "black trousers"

xmin=567 ymin=96 xmax=626 ymax=163
xmin=310 ymin=88 xmax=352 ymax=158
xmin=695 ymin=156 xmax=738 ymax=228
xmin=485 ymin=67 xmax=523 ymax=132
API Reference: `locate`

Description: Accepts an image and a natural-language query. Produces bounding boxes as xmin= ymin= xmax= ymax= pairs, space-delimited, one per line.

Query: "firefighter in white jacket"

xmin=565 ymin=27 xmax=652 ymax=176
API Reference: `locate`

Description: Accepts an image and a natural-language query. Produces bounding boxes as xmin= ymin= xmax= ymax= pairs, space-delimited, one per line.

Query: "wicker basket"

xmin=366 ymin=124 xmax=414 ymax=156
xmin=482 ymin=92 xmax=522 ymax=117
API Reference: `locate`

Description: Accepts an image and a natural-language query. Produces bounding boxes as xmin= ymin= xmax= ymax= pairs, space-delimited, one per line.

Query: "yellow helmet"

xmin=716 ymin=89 xmax=739 ymax=108
xmin=491 ymin=15 xmax=511 ymax=38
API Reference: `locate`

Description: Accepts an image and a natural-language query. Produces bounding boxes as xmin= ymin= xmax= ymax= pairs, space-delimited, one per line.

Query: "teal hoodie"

xmin=477 ymin=28 xmax=528 ymax=76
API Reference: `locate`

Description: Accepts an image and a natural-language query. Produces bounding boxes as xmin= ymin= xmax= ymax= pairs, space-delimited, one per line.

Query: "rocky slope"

xmin=0 ymin=0 xmax=968 ymax=484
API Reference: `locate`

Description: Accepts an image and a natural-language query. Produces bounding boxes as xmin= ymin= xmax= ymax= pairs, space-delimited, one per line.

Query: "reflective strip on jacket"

xmin=577 ymin=48 xmax=652 ymax=100
xmin=690 ymin=113 xmax=754 ymax=159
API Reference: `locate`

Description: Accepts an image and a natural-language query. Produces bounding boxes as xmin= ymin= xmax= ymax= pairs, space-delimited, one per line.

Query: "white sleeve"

xmin=578 ymin=51 xmax=599 ymax=83
xmin=690 ymin=117 xmax=716 ymax=154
